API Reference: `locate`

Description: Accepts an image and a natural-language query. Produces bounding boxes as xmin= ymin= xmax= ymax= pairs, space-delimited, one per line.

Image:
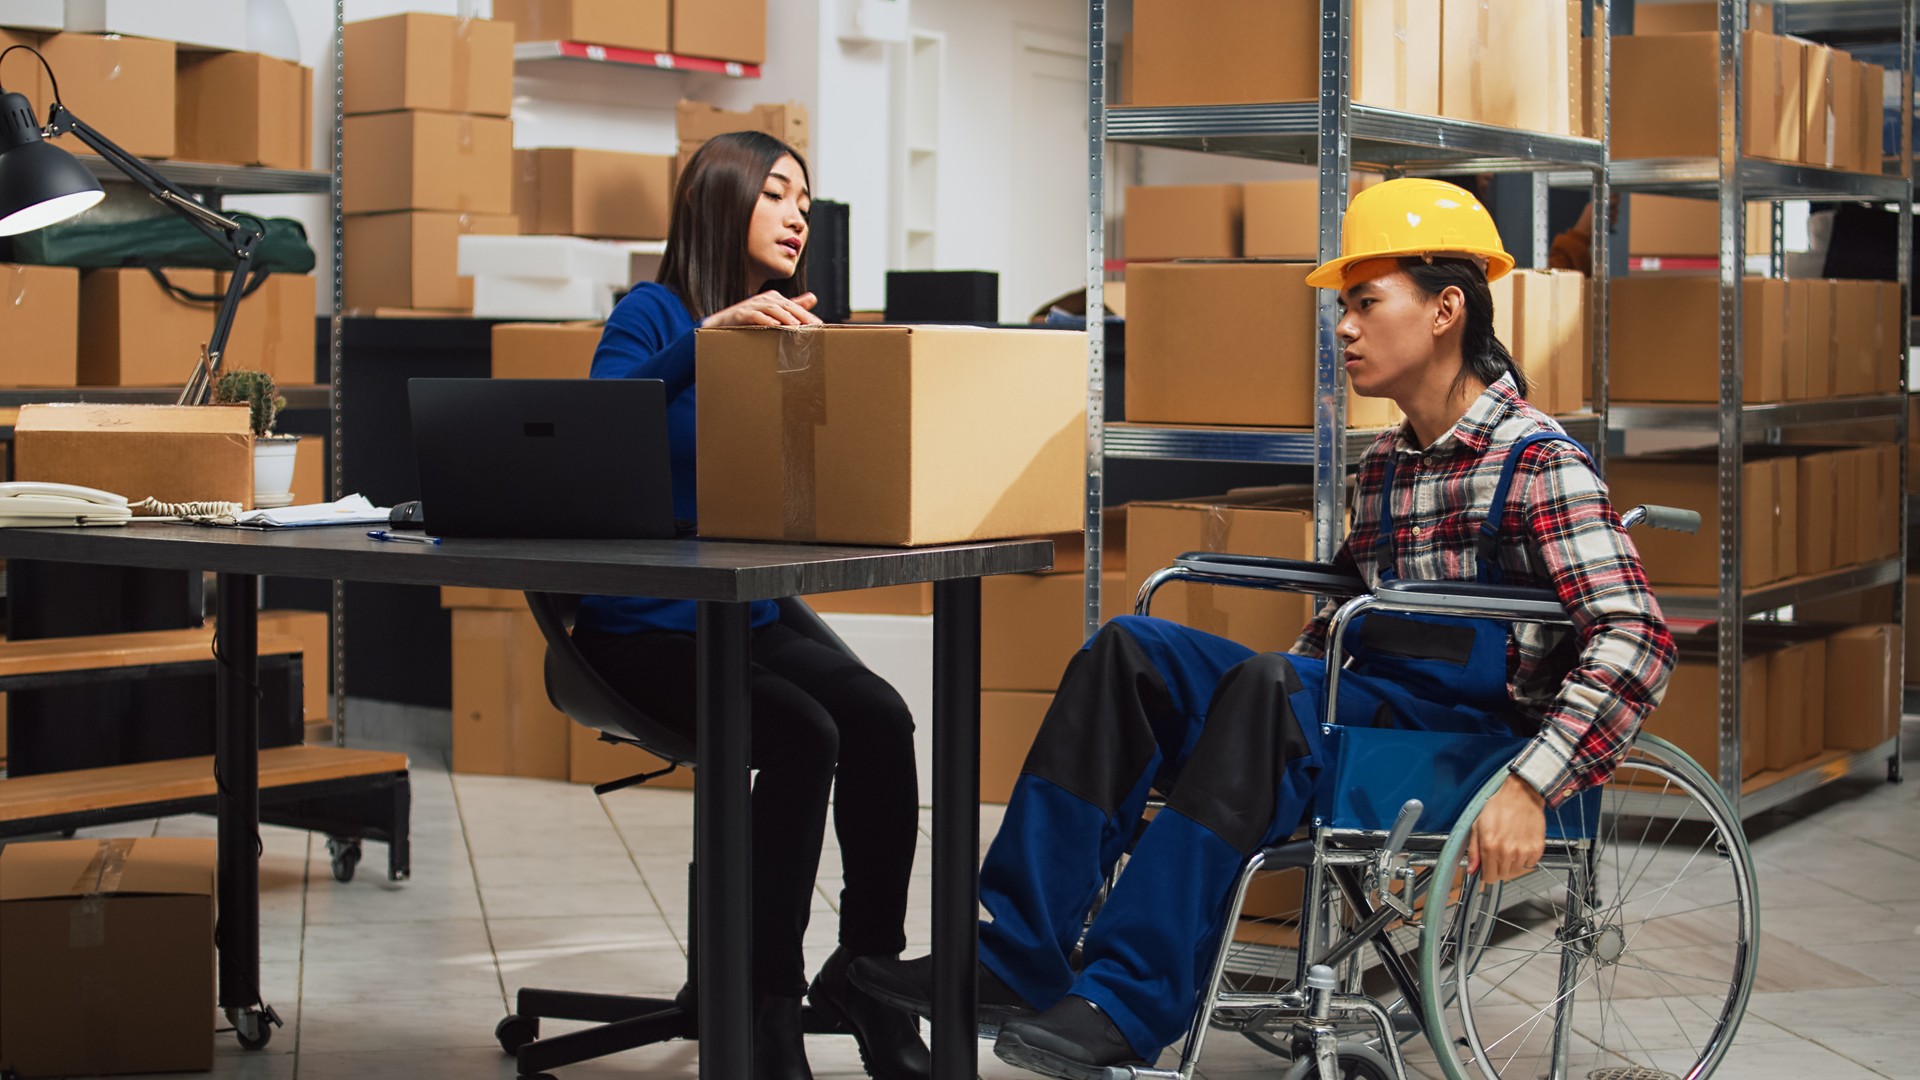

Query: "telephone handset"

xmin=0 ymin=481 xmax=133 ymax=526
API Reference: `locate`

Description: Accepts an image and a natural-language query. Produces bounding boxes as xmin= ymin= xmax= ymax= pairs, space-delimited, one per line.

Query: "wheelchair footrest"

xmin=1104 ymin=1068 xmax=1183 ymax=1080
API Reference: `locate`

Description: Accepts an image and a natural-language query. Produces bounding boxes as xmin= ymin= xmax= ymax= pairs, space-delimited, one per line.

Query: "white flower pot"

xmin=254 ymin=435 xmax=300 ymax=503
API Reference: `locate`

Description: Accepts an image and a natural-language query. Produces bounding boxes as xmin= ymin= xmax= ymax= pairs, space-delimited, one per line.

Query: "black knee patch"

xmin=1021 ymin=624 xmax=1174 ymax=815
xmin=1165 ymin=653 xmax=1315 ymax=855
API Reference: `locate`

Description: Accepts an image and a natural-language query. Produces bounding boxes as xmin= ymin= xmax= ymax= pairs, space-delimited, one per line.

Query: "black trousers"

xmin=574 ymin=621 xmax=920 ymax=995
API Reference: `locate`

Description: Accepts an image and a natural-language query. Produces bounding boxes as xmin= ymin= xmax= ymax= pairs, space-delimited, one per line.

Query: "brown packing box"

xmin=289 ymin=435 xmax=326 ymax=507
xmin=1124 ymin=185 xmax=1242 ymax=261
xmin=1855 ymin=444 xmax=1901 ymax=564
xmin=1633 ymin=2 xmax=1775 ymax=33
xmin=1131 ymin=0 xmax=1316 ymax=106
xmin=217 ymin=272 xmax=318 ymax=387
xmin=1612 ymin=32 xmax=1797 ymax=161
xmin=802 ymin=584 xmax=935 ymax=616
xmin=1604 ymin=455 xmax=1775 ymax=588
xmin=260 ymin=609 xmax=329 ymax=724
xmin=1242 ymin=180 xmax=1317 ymax=260
xmin=0 ymin=29 xmax=40 ymax=106
xmin=1797 ymin=451 xmax=1837 ymax=576
xmin=76 ymin=268 xmax=217 ymax=388
xmin=441 ymin=586 xmax=525 ymax=610
xmin=450 ymin=607 xmax=571 ymax=779
xmin=672 ymin=0 xmax=765 ymax=64
xmin=1784 ymin=278 xmax=1811 ymax=399
xmin=1492 ymin=269 xmax=1585 ymax=417
xmin=30 ymin=32 xmax=175 ymax=160
xmin=344 ymin=211 xmax=519 ymax=312
xmin=343 ymin=13 xmax=515 ymax=117
xmin=1126 ymin=262 xmax=1314 ymax=426
xmin=980 ymin=691 xmax=1049 ymax=804
xmin=675 ymin=99 xmax=809 ymax=150
xmin=176 ymin=52 xmax=312 ymax=170
xmin=1125 ymin=489 xmax=1317 ymax=655
xmin=1804 ymin=279 xmax=1837 ymax=398
xmin=0 ymin=263 xmax=78 ymax=388
xmin=1908 ymin=577 xmax=1920 ymax=684
xmin=695 ymin=325 xmax=1086 ymax=545
xmin=343 ymin=112 xmax=514 ymax=215
xmin=1440 ymin=0 xmax=1578 ymax=134
xmin=13 ymin=403 xmax=253 ymax=508
xmin=1911 ymin=396 xmax=1920 ymax=493
xmin=1803 ymin=42 xmax=1837 ymax=168
xmin=0 ymin=838 xmax=215 ymax=1077
xmin=1771 ymin=454 xmax=1799 ymax=581
xmin=1643 ymin=652 xmax=1768 ymax=781
xmin=490 ymin=321 xmax=604 ymax=379
xmin=1833 ymin=445 xmax=1861 ymax=567
xmin=1626 ymin=195 xmax=1770 ymax=259
xmin=514 ymin=148 xmax=673 ymax=240
xmin=1830 ymin=56 xmax=1861 ymax=172
xmin=982 ymin=570 xmax=1128 ymax=692
xmin=1353 ymin=0 xmax=1442 ymax=116
xmin=1825 ymin=624 xmax=1899 ymax=750
xmin=494 ymin=0 xmax=670 ymax=52
xmin=1764 ymin=639 xmax=1825 ymax=772
xmin=570 ymin=720 xmax=692 ymax=789
xmin=1872 ymin=281 xmax=1903 ymax=394
xmin=1857 ymin=62 xmax=1887 ymax=173
xmin=1609 ymin=275 xmax=1787 ymax=404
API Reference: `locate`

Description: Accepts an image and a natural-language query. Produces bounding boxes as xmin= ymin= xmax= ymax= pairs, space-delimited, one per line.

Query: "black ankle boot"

xmin=753 ymin=995 xmax=814 ymax=1080
xmin=810 ymin=947 xmax=932 ymax=1080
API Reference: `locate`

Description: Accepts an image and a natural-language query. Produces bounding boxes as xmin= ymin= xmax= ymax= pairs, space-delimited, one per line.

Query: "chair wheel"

xmin=235 ymin=1024 xmax=273 ymax=1051
xmin=1280 ymin=1043 xmax=1393 ymax=1080
xmin=327 ymin=838 xmax=362 ymax=883
xmin=496 ymin=1013 xmax=539 ymax=1055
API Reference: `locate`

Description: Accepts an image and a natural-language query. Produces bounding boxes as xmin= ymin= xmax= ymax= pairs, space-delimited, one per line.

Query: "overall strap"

xmin=1375 ymin=453 xmax=1403 ymax=581
xmin=1475 ymin=429 xmax=1593 ymax=584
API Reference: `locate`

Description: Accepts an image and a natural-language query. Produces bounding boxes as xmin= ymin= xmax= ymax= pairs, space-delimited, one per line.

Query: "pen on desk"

xmin=367 ymin=530 xmax=442 ymax=545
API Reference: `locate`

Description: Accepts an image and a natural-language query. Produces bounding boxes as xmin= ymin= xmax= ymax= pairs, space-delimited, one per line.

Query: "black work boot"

xmin=752 ymin=995 xmax=814 ymax=1080
xmin=848 ymin=953 xmax=1037 ymax=1030
xmin=809 ymin=947 xmax=932 ymax=1080
xmin=993 ymin=995 xmax=1145 ymax=1080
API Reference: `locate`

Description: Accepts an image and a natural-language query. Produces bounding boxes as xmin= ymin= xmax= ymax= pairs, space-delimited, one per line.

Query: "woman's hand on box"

xmin=703 ymin=290 xmax=823 ymax=328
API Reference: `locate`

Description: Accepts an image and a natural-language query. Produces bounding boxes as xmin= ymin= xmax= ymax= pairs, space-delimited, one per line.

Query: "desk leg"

xmin=215 ymin=572 xmax=275 ymax=1048
xmin=931 ymin=578 xmax=982 ymax=1080
xmin=695 ymin=601 xmax=753 ymax=1079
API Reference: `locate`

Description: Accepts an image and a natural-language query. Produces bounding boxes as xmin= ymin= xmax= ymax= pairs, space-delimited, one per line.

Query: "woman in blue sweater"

xmin=573 ymin=132 xmax=927 ymax=1080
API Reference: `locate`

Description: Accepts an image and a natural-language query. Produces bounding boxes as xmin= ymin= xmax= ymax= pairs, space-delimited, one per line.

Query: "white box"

xmin=472 ymin=275 xmax=617 ymax=321
xmin=457 ymin=235 xmax=630 ymax=287
xmin=63 ymin=0 xmax=247 ymax=51
xmin=0 ymin=0 xmax=64 ymax=30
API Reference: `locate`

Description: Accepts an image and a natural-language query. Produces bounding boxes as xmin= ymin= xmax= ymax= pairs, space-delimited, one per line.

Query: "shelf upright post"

xmin=1084 ymin=0 xmax=1108 ymax=641
xmin=1592 ymin=0 xmax=1613 ymax=476
xmin=329 ymin=0 xmax=347 ymax=746
xmin=1897 ymin=0 xmax=1914 ymax=782
xmin=1714 ymin=0 xmax=1748 ymax=809
xmin=1314 ymin=0 xmax=1355 ymax=564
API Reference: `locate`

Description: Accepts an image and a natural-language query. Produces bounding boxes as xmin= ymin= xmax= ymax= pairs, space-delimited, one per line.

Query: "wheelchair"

xmin=1104 ymin=504 xmax=1760 ymax=1080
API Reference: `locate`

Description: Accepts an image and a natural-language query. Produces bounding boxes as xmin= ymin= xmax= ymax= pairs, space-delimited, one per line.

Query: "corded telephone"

xmin=0 ymin=481 xmax=134 ymax=527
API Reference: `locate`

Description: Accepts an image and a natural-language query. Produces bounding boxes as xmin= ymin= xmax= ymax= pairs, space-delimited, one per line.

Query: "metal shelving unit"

xmin=1656 ymin=557 xmax=1905 ymax=620
xmin=513 ymin=40 xmax=761 ymax=78
xmin=0 ymin=385 xmax=331 ymax=410
xmin=1105 ymin=416 xmax=1605 ymax=466
xmin=71 ymin=156 xmax=331 ymax=197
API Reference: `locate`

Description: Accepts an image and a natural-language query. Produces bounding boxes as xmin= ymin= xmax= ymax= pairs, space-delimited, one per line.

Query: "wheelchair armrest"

xmin=1373 ymin=579 xmax=1570 ymax=623
xmin=1171 ymin=553 xmax=1368 ymax=596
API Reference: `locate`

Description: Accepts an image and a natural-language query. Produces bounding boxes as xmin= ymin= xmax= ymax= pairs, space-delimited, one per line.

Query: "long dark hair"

xmin=656 ymin=131 xmax=810 ymax=321
xmin=1397 ymin=256 xmax=1527 ymax=400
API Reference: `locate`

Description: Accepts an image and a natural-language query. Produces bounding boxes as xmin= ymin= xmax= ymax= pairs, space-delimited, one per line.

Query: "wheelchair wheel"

xmin=1416 ymin=735 xmax=1758 ymax=1080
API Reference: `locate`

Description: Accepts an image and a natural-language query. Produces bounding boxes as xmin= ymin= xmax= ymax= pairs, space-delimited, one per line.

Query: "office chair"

xmin=494 ymin=593 xmax=856 ymax=1078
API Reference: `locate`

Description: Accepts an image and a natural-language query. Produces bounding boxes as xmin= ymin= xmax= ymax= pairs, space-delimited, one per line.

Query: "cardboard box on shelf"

xmin=13 ymin=402 xmax=252 ymax=508
xmin=1643 ymin=652 xmax=1768 ymax=781
xmin=493 ymin=0 xmax=669 ymax=52
xmin=1872 ymin=280 xmax=1902 ymax=394
xmin=1027 ymin=507 xmax=1128 ymax=576
xmin=1797 ymin=451 xmax=1837 ymax=576
xmin=1492 ymin=269 xmax=1585 ymax=417
xmin=343 ymin=112 xmax=514 ymax=215
xmin=1130 ymin=0 xmax=1316 ymax=106
xmin=343 ymin=12 xmax=515 ymax=117
xmin=981 ymin=691 xmax=1050 ymax=804
xmin=1626 ymin=194 xmax=1769 ymax=259
xmin=490 ymin=321 xmax=603 ymax=379
xmin=1126 ymin=262 xmax=1316 ymax=426
xmin=288 ymin=434 xmax=325 ymax=506
xmin=801 ymin=584 xmax=935 ymax=616
xmin=1632 ymin=2 xmax=1774 ymax=33
xmin=1440 ymin=0 xmax=1579 ymax=134
xmin=1856 ymin=62 xmax=1887 ymax=173
xmin=1764 ymin=639 xmax=1825 ymax=772
xmin=568 ymin=721 xmax=692 ymax=789
xmin=512 ymin=148 xmax=673 ymax=240
xmin=671 ymin=0 xmax=764 ymax=64
xmin=1126 ymin=488 xmax=1317 ymax=655
xmin=1829 ymin=56 xmax=1861 ymax=171
xmin=1609 ymin=275 xmax=1787 ymax=403
xmin=1123 ymin=185 xmax=1243 ymax=262
xmin=695 ymin=325 xmax=1086 ymax=545
xmin=450 ymin=607 xmax=571 ymax=780
xmin=1825 ymin=624 xmax=1899 ymax=750
xmin=1854 ymin=444 xmax=1901 ymax=564
xmin=1784 ymin=278 xmax=1811 ymax=399
xmin=260 ymin=609 xmax=329 ymax=724
xmin=1803 ymin=279 xmax=1837 ymax=398
xmin=0 ymin=264 xmax=77 ymax=388
xmin=176 ymin=52 xmax=312 ymax=170
xmin=1908 ymin=577 xmax=1920 ymax=684
xmin=1612 ymin=32 xmax=1798 ymax=161
xmin=0 ymin=838 xmax=215 ymax=1078
xmin=76 ymin=268 xmax=216 ymax=388
xmin=1604 ymin=455 xmax=1777 ymax=588
xmin=1803 ymin=42 xmax=1837 ymax=168
xmin=440 ymin=586 xmax=525 ymax=611
xmin=216 ymin=272 xmax=318 ymax=387
xmin=63 ymin=0 xmax=245 ymax=50
xmin=1354 ymin=0 xmax=1442 ymax=116
xmin=675 ymin=99 xmax=809 ymax=150
xmin=29 ymin=32 xmax=174 ymax=159
xmin=1910 ymin=396 xmax=1920 ymax=494
xmin=343 ymin=211 xmax=519 ymax=313
xmin=1770 ymin=454 xmax=1800 ymax=580
xmin=982 ymin=570 xmax=1128 ymax=692
xmin=1242 ymin=180 xmax=1317 ymax=260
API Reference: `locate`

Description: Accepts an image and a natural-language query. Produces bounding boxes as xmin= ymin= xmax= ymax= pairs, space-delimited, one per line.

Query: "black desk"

xmin=0 ymin=525 xmax=1053 ymax=1079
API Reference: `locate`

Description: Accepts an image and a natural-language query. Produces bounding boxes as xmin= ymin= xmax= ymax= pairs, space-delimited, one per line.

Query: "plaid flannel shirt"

xmin=1294 ymin=375 xmax=1676 ymax=806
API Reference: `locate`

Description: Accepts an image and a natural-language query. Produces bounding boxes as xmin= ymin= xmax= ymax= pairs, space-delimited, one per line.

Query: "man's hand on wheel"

xmin=1468 ymin=774 xmax=1548 ymax=884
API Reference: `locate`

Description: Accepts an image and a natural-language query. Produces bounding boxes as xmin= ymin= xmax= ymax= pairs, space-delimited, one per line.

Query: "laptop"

xmin=407 ymin=378 xmax=677 ymax=540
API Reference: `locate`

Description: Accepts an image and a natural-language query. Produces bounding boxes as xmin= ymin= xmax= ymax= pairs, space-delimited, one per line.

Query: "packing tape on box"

xmin=1471 ymin=0 xmax=1490 ymax=122
xmin=67 ymin=837 xmax=136 ymax=949
xmin=1185 ymin=506 xmax=1230 ymax=636
xmin=1392 ymin=0 xmax=1408 ymax=112
xmin=7 ymin=263 xmax=26 ymax=307
xmin=778 ymin=327 xmax=826 ymax=541
xmin=454 ymin=6 xmax=476 ymax=113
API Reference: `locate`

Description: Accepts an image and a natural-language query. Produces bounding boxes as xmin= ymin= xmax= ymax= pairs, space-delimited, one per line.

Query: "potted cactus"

xmin=213 ymin=369 xmax=299 ymax=506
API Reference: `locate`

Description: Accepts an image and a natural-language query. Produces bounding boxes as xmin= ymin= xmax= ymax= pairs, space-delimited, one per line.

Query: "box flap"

xmin=0 ymin=838 xmax=215 ymax=902
xmin=15 ymin=403 xmax=251 ymax=436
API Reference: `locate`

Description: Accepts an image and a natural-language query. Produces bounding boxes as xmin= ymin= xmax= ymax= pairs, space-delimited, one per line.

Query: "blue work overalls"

xmin=976 ymin=431 xmax=1583 ymax=1061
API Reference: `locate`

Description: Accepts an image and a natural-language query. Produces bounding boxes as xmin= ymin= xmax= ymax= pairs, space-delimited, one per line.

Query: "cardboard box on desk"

xmin=13 ymin=403 xmax=253 ymax=508
xmin=0 ymin=264 xmax=77 ymax=388
xmin=1604 ymin=454 xmax=1777 ymax=589
xmin=176 ymin=52 xmax=312 ymax=171
xmin=344 ymin=211 xmax=519 ymax=313
xmin=672 ymin=0 xmax=764 ymax=64
xmin=695 ymin=325 xmax=1086 ymax=546
xmin=676 ymin=99 xmax=808 ymax=150
xmin=216 ymin=272 xmax=318 ymax=387
xmin=343 ymin=112 xmax=514 ymax=215
xmin=1608 ymin=275 xmax=1787 ymax=404
xmin=1825 ymin=624 xmax=1900 ymax=750
xmin=1124 ymin=185 xmax=1242 ymax=261
xmin=77 ymin=268 xmax=217 ymax=388
xmin=494 ymin=0 xmax=669 ymax=52
xmin=513 ymin=148 xmax=673 ymax=240
xmin=983 ymin=570 xmax=1128 ymax=692
xmin=28 ymin=32 xmax=175 ymax=160
xmin=1126 ymin=488 xmax=1317 ymax=655
xmin=981 ymin=691 xmax=1050 ymax=804
xmin=491 ymin=321 xmax=603 ymax=379
xmin=0 ymin=837 xmax=215 ymax=1077
xmin=1612 ymin=32 xmax=1798 ymax=161
xmin=344 ymin=13 xmax=515 ymax=117
xmin=1440 ymin=0 xmax=1579 ymax=134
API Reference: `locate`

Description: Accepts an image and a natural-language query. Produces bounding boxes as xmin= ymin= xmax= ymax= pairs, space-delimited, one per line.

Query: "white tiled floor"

xmin=19 ymin=727 xmax=1920 ymax=1080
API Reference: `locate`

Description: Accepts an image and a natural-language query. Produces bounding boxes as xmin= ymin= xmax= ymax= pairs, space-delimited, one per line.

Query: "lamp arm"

xmin=44 ymin=103 xmax=257 ymax=255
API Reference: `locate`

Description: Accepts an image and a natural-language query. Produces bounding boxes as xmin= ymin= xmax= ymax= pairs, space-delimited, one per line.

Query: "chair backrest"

xmin=521 ymin=593 xmax=864 ymax=770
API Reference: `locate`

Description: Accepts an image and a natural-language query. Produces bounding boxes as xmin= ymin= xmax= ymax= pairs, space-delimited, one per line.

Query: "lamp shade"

xmin=0 ymin=91 xmax=104 ymax=237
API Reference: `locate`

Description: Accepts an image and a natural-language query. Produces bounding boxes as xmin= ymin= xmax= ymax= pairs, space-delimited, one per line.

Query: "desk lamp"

xmin=0 ymin=45 xmax=264 ymax=404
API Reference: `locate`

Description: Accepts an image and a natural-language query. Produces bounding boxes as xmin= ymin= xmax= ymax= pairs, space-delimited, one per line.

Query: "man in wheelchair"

xmin=854 ymin=179 xmax=1677 ymax=1079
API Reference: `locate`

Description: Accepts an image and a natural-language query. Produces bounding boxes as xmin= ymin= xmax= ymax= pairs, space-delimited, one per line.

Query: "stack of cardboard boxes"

xmin=494 ymin=0 xmax=766 ymax=67
xmin=675 ymin=99 xmax=811 ymax=188
xmin=342 ymin=13 xmax=518 ymax=314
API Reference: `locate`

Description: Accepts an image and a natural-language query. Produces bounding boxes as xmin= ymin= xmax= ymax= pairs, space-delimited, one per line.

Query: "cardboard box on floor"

xmin=1124 ymin=185 xmax=1242 ymax=261
xmin=176 ymin=52 xmax=312 ymax=171
xmin=343 ymin=112 xmax=514 ymax=215
xmin=695 ymin=325 xmax=1086 ymax=546
xmin=1643 ymin=651 xmax=1768 ymax=781
xmin=672 ymin=0 xmax=764 ymax=64
xmin=344 ymin=12 xmax=515 ymax=117
xmin=28 ymin=32 xmax=175 ymax=160
xmin=217 ymin=272 xmax=318 ymax=387
xmin=981 ymin=691 xmax=1049 ymax=804
xmin=1825 ymin=624 xmax=1900 ymax=750
xmin=1609 ymin=276 xmax=1787 ymax=403
xmin=493 ymin=0 xmax=669 ymax=52
xmin=76 ymin=268 xmax=216 ymax=387
xmin=513 ymin=148 xmax=673 ymax=240
xmin=1604 ymin=454 xmax=1778 ymax=588
xmin=1612 ymin=32 xmax=1799 ymax=161
xmin=450 ymin=606 xmax=571 ymax=780
xmin=675 ymin=99 xmax=809 ymax=151
xmin=982 ymin=570 xmax=1128 ymax=692
xmin=0 ymin=837 xmax=215 ymax=1077
xmin=1126 ymin=488 xmax=1317 ymax=655
xmin=0 ymin=263 xmax=78 ymax=388
xmin=1440 ymin=0 xmax=1579 ymax=134
xmin=13 ymin=402 xmax=253 ymax=508
xmin=260 ymin=609 xmax=329 ymax=724
xmin=344 ymin=211 xmax=519 ymax=312
xmin=490 ymin=321 xmax=604 ymax=379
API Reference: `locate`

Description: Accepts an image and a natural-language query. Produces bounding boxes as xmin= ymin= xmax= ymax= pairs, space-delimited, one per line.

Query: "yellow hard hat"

xmin=1304 ymin=177 xmax=1514 ymax=289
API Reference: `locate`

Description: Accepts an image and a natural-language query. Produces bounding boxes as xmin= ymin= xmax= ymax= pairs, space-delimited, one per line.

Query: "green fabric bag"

xmin=8 ymin=213 xmax=316 ymax=273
